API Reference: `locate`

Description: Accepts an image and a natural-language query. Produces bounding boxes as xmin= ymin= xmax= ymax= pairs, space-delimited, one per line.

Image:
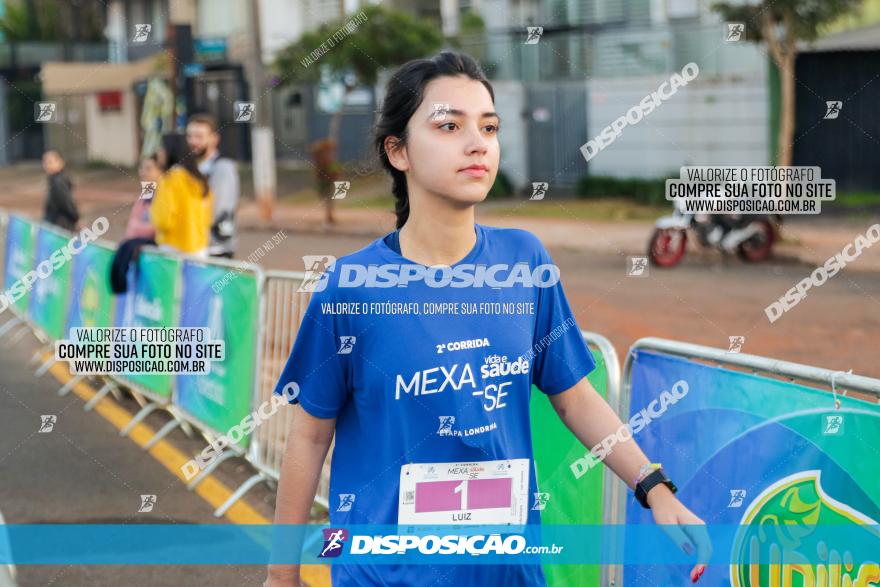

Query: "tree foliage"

xmin=273 ymin=4 xmax=445 ymax=88
xmin=713 ymin=0 xmax=864 ymax=61
xmin=713 ymin=0 xmax=864 ymax=166
xmin=1 ymin=0 xmax=106 ymax=42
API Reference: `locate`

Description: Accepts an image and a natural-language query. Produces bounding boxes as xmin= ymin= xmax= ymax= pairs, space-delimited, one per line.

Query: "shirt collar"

xmin=198 ymin=152 xmax=220 ymax=175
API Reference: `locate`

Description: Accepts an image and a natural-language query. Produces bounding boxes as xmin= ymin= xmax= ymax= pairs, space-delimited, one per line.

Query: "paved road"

xmin=0 ymin=322 xmax=339 ymax=586
xmin=0 ymin=332 xmax=278 ymax=587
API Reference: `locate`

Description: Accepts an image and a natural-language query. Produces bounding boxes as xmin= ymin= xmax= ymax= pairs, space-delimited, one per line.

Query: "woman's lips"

xmin=459 ymin=167 xmax=488 ymax=178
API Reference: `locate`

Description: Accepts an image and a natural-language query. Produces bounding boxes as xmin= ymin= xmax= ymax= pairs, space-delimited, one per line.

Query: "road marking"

xmin=44 ymin=354 xmax=330 ymax=586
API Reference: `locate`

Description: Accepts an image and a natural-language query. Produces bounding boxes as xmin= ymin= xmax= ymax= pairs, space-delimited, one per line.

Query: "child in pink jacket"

xmin=125 ymin=156 xmax=160 ymax=240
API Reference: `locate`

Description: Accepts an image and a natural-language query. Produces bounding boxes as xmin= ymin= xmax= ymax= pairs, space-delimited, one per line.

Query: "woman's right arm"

xmin=264 ymin=403 xmax=336 ymax=587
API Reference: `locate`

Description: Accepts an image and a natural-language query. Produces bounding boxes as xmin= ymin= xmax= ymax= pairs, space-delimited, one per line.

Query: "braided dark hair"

xmin=373 ymin=51 xmax=494 ymax=229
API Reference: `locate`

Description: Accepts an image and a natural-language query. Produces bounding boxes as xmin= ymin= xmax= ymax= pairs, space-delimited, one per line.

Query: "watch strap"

xmin=634 ymin=468 xmax=677 ymax=509
xmin=634 ymin=462 xmax=662 ymax=487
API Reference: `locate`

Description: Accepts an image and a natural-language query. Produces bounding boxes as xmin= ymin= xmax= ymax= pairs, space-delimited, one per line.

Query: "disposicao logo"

xmin=319 ymin=528 xmax=348 ymax=558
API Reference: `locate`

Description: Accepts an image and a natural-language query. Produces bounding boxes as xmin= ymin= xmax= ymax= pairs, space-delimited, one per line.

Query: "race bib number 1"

xmin=398 ymin=459 xmax=530 ymax=525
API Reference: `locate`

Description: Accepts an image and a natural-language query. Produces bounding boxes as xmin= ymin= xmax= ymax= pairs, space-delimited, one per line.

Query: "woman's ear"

xmin=384 ymin=136 xmax=409 ymax=172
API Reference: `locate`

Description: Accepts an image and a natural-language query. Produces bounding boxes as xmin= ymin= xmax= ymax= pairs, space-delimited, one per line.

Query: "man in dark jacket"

xmin=42 ymin=150 xmax=79 ymax=231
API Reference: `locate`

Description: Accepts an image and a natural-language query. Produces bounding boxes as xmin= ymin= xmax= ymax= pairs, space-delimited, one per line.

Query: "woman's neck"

xmin=398 ymin=208 xmax=477 ymax=267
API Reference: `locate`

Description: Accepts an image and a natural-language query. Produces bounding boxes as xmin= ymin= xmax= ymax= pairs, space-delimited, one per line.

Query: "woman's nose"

xmin=465 ymin=127 xmax=489 ymax=154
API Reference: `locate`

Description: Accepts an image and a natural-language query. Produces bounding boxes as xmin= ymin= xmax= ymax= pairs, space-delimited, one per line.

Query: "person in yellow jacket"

xmin=150 ymin=133 xmax=213 ymax=256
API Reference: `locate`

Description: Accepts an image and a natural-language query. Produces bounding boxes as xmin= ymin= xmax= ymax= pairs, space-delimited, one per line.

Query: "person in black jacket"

xmin=42 ymin=150 xmax=80 ymax=231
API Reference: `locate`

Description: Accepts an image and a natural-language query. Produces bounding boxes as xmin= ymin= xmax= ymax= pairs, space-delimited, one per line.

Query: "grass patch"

xmin=833 ymin=191 xmax=880 ymax=207
xmin=275 ymin=172 xmax=394 ymax=209
xmin=575 ymin=175 xmax=673 ymax=206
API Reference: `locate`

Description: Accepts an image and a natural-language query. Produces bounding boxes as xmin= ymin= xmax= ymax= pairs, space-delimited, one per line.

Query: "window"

xmin=667 ymin=0 xmax=700 ymax=19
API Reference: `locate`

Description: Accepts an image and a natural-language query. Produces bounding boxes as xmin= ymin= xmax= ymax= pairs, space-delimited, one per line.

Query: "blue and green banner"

xmin=118 ymin=249 xmax=181 ymax=399
xmin=1 ymin=215 xmax=36 ymax=314
xmin=624 ymin=350 xmax=880 ymax=586
xmin=175 ymin=262 xmax=259 ymax=445
xmin=28 ymin=226 xmax=73 ymax=339
xmin=66 ymin=242 xmax=116 ymax=331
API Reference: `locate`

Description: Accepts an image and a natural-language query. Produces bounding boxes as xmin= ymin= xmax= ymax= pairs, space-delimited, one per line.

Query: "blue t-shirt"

xmin=273 ymin=223 xmax=596 ymax=586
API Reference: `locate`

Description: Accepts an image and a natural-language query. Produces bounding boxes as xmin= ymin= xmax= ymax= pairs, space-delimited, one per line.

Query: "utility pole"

xmin=247 ymin=0 xmax=276 ymax=221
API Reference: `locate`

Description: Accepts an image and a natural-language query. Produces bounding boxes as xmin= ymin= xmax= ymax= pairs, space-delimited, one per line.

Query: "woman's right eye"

xmin=438 ymin=122 xmax=457 ymax=131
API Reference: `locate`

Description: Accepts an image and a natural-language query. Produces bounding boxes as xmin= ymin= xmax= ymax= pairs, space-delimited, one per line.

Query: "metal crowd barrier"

xmin=0 ymin=219 xmax=99 ymax=411
xmin=48 ymin=238 xmax=124 ymax=405
xmin=248 ymin=270 xmax=333 ymax=510
xmin=107 ymin=244 xmax=183 ymax=442
xmin=0 ymin=217 xmax=175 ymax=435
xmin=583 ymin=331 xmax=623 ymax=587
xmin=0 ymin=211 xmax=262 ymax=516
xmin=0 ymin=214 xmax=334 ymax=517
xmin=167 ymin=253 xmax=265 ymax=517
xmin=70 ymin=240 xmax=144 ymax=418
xmin=24 ymin=222 xmax=76 ymax=352
xmin=0 ymin=215 xmax=51 ymax=350
xmin=615 ymin=336 xmax=880 ymax=587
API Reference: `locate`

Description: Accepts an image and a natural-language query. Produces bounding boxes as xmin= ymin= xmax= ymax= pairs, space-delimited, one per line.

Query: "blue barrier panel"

xmin=27 ymin=225 xmax=72 ymax=340
xmin=175 ymin=260 xmax=261 ymax=445
xmin=1 ymin=215 xmax=36 ymax=315
xmin=66 ymin=241 xmax=117 ymax=331
xmin=623 ymin=347 xmax=880 ymax=587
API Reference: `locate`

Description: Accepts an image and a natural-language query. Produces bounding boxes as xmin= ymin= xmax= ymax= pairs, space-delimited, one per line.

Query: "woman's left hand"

xmin=647 ymin=484 xmax=712 ymax=582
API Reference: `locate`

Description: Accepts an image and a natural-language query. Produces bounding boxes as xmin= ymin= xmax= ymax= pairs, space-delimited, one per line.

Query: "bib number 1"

xmin=398 ymin=459 xmax=530 ymax=525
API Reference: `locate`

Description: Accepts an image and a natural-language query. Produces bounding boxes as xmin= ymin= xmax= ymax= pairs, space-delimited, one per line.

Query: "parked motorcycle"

xmin=649 ymin=200 xmax=780 ymax=267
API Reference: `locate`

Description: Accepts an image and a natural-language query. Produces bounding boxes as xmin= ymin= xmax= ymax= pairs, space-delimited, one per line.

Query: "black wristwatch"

xmin=634 ymin=467 xmax=678 ymax=509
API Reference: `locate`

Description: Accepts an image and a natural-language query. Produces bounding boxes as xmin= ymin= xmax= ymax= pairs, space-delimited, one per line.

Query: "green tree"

xmin=714 ymin=0 xmax=863 ymax=166
xmin=0 ymin=0 xmax=105 ymax=42
xmin=273 ymin=4 xmax=444 ymax=224
xmin=0 ymin=0 xmax=38 ymax=40
xmin=448 ymin=10 xmax=488 ymax=64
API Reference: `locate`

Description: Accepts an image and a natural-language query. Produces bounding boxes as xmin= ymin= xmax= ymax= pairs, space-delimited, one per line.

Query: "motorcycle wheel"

xmin=737 ymin=220 xmax=775 ymax=262
xmin=649 ymin=228 xmax=687 ymax=268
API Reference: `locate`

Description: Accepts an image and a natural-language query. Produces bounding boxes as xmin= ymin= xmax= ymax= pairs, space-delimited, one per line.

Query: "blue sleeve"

xmin=530 ymin=242 xmax=596 ymax=395
xmin=272 ymin=289 xmax=349 ymax=418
